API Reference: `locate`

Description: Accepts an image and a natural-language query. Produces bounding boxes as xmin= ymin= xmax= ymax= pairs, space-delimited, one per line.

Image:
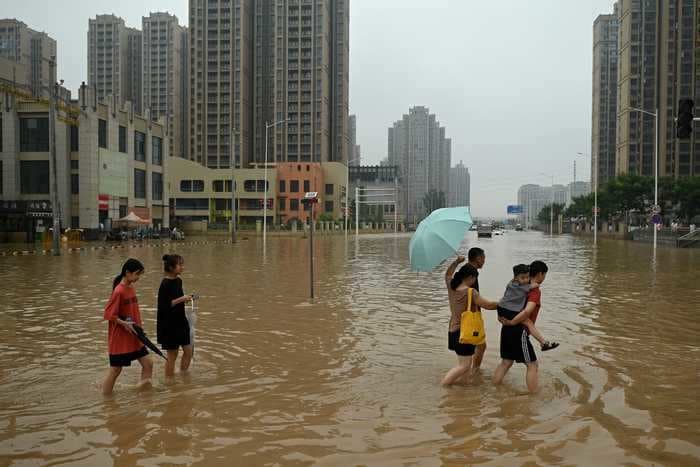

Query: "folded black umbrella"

xmin=133 ymin=324 xmax=167 ymax=360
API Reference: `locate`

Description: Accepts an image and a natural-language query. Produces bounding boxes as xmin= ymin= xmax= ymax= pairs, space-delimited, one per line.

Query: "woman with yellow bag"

xmin=442 ymin=257 xmax=499 ymax=387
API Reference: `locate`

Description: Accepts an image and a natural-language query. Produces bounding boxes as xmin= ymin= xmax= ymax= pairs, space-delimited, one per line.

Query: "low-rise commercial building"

xmin=0 ymin=82 xmax=169 ymax=241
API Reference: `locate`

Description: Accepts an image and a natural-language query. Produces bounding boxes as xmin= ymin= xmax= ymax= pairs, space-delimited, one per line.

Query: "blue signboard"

xmin=507 ymin=205 xmax=523 ymax=215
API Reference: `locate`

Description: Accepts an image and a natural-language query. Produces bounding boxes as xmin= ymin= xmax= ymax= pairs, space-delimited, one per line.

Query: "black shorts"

xmin=448 ymin=329 xmax=476 ymax=357
xmin=497 ymin=305 xmax=519 ymax=319
xmin=109 ymin=346 xmax=148 ymax=367
xmin=500 ymin=325 xmax=537 ymax=364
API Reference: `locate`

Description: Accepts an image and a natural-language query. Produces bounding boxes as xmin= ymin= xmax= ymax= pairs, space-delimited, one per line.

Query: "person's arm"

xmin=167 ymin=280 xmax=192 ymax=307
xmin=171 ymin=295 xmax=192 ymax=307
xmin=445 ymin=255 xmax=465 ymax=282
xmin=473 ymin=291 xmax=498 ymax=310
xmin=500 ymin=301 xmax=536 ymax=326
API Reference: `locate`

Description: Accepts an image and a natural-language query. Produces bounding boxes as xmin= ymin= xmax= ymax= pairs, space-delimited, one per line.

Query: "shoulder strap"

xmin=466 ymin=287 xmax=473 ymax=312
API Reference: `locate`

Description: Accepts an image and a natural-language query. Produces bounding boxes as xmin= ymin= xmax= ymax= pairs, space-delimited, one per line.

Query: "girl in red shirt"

xmin=101 ymin=258 xmax=153 ymax=395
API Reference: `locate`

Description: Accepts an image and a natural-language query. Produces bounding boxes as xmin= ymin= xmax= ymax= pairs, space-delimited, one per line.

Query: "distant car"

xmin=477 ymin=224 xmax=493 ymax=238
xmin=515 ymin=224 xmax=524 ymax=231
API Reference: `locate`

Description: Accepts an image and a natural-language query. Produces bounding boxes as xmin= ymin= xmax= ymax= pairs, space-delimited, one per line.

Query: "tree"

xmin=671 ymin=176 xmax=700 ymax=222
xmin=537 ymin=203 xmax=565 ymax=224
xmin=564 ymin=194 xmax=594 ymax=220
xmin=423 ymin=190 xmax=446 ymax=215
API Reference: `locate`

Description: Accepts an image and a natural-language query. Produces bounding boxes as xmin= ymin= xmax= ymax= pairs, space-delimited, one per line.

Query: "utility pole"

xmin=230 ymin=128 xmax=237 ymax=243
xmin=48 ymin=56 xmax=61 ymax=256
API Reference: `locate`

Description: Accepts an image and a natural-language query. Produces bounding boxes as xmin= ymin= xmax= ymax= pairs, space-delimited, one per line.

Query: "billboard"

xmin=98 ymin=149 xmax=128 ymax=197
xmin=507 ymin=205 xmax=523 ymax=215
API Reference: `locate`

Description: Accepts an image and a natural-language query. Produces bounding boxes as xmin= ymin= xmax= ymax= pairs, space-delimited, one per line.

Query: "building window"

xmin=325 ymin=184 xmax=333 ymax=195
xmin=134 ymin=169 xmax=146 ymax=198
xmin=71 ymin=174 xmax=79 ymax=194
xmin=20 ymin=117 xmax=49 ymax=151
xmin=119 ymin=125 xmax=127 ymax=153
xmin=152 ymin=136 xmax=163 ymax=165
xmin=175 ymin=198 xmax=209 ymax=210
xmin=71 ymin=216 xmax=79 ymax=229
xmin=70 ymin=125 xmax=79 ymax=151
xmin=303 ymin=180 xmax=310 ymax=192
xmin=180 ymin=180 xmax=192 ymax=192
xmin=290 ymin=180 xmax=299 ymax=192
xmin=290 ymin=198 xmax=299 ymax=211
xmin=325 ymin=201 xmax=333 ymax=213
xmin=152 ymin=172 xmax=163 ymax=200
xmin=134 ymin=131 xmax=146 ymax=161
xmin=279 ymin=198 xmax=286 ymax=210
xmin=213 ymin=180 xmax=224 ymax=192
xmin=98 ymin=119 xmax=107 ymax=148
xmin=192 ymin=180 xmax=204 ymax=192
xmin=20 ymin=161 xmax=49 ymax=194
xmin=279 ymin=180 xmax=286 ymax=192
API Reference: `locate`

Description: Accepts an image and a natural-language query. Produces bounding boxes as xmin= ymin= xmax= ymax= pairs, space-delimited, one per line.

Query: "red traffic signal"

xmin=677 ymin=99 xmax=694 ymax=139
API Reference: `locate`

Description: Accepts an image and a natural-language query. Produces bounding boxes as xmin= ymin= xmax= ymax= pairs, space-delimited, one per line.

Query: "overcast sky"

xmin=4 ymin=0 xmax=615 ymax=217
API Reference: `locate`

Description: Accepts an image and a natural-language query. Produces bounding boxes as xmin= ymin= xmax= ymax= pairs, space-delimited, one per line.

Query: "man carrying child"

xmin=492 ymin=260 xmax=557 ymax=393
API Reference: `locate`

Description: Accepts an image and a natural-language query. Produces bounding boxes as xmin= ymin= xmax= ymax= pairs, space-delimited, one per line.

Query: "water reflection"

xmin=0 ymin=232 xmax=698 ymax=465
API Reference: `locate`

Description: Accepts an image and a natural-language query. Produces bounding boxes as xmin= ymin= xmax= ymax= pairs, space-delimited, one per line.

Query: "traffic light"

xmin=676 ymin=99 xmax=694 ymax=139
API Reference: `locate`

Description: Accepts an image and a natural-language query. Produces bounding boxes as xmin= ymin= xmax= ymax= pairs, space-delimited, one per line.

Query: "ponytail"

xmin=112 ymin=273 xmax=124 ymax=290
xmin=113 ymin=258 xmax=145 ymax=290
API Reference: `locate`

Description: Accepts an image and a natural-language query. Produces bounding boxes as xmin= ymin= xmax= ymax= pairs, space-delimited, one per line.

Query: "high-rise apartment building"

xmin=448 ymin=161 xmax=470 ymax=208
xmin=591 ymin=6 xmax=618 ymax=186
xmin=143 ymin=12 xmax=188 ymax=159
xmin=189 ymin=0 xmax=349 ymax=169
xmin=252 ymin=0 xmax=349 ymax=167
xmin=189 ymin=0 xmax=253 ymax=169
xmin=88 ymin=15 xmax=142 ymax=112
xmin=0 ymin=19 xmax=56 ymax=97
xmin=517 ymin=183 xmax=568 ymax=227
xmin=615 ymin=0 xmax=699 ymax=178
xmin=388 ymin=106 xmax=451 ymax=224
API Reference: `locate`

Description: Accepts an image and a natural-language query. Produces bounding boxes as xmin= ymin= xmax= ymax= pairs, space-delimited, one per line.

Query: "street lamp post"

xmin=230 ymin=128 xmax=238 ymax=243
xmin=263 ymin=119 xmax=289 ymax=252
xmin=628 ymin=107 xmax=659 ymax=254
xmin=48 ymin=57 xmax=60 ymax=256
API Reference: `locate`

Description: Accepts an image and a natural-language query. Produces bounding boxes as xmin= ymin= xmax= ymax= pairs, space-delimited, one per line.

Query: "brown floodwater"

xmin=0 ymin=232 xmax=699 ymax=466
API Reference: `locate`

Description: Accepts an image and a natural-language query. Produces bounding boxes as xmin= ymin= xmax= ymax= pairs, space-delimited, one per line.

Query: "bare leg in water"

xmin=137 ymin=354 xmax=153 ymax=388
xmin=180 ymin=345 xmax=194 ymax=372
xmin=442 ymin=355 xmax=473 ymax=386
xmin=102 ymin=367 xmax=122 ymax=395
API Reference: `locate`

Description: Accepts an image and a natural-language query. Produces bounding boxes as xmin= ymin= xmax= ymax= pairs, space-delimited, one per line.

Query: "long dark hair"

xmin=162 ymin=254 xmax=183 ymax=273
xmin=113 ymin=258 xmax=145 ymax=289
xmin=450 ymin=264 xmax=478 ymax=290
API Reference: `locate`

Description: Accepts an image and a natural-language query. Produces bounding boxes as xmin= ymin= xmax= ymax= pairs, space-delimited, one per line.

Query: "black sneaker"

xmin=541 ymin=341 xmax=560 ymax=351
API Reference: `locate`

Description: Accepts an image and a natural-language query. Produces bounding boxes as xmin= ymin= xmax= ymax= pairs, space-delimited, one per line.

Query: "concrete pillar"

xmin=256 ymin=220 xmax=262 ymax=233
xmin=291 ymin=220 xmax=297 ymax=233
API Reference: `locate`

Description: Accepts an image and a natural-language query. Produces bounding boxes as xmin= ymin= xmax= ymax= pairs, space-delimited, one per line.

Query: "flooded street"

xmin=1 ymin=232 xmax=699 ymax=466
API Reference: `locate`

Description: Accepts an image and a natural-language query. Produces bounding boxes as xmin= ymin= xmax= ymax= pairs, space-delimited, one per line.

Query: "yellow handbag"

xmin=459 ymin=288 xmax=486 ymax=345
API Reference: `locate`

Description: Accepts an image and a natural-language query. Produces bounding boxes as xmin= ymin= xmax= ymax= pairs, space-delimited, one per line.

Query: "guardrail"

xmin=677 ymin=229 xmax=700 ymax=248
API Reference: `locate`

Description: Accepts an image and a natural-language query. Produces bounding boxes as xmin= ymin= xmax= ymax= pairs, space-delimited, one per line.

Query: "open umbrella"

xmin=409 ymin=206 xmax=473 ymax=272
xmin=133 ymin=325 xmax=167 ymax=360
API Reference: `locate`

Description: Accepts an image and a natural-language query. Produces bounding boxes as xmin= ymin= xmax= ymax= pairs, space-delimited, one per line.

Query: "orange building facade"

xmin=275 ymin=162 xmax=326 ymax=225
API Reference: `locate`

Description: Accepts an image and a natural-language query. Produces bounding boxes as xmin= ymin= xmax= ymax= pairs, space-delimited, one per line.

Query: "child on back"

xmin=497 ymin=264 xmax=559 ymax=351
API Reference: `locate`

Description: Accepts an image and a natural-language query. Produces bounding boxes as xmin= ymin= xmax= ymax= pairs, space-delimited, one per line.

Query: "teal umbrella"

xmin=409 ymin=207 xmax=473 ymax=272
